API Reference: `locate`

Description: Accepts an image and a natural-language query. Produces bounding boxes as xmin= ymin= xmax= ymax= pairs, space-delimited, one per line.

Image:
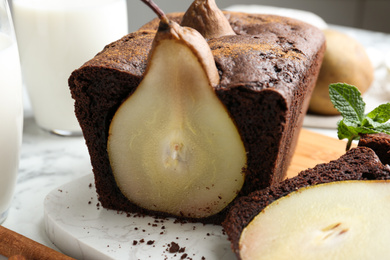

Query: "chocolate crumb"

xmin=147 ymin=240 xmax=155 ymax=245
xmin=168 ymin=242 xmax=180 ymax=253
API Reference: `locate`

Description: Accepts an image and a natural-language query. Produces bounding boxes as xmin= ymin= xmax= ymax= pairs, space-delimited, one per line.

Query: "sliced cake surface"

xmin=222 ymin=146 xmax=390 ymax=258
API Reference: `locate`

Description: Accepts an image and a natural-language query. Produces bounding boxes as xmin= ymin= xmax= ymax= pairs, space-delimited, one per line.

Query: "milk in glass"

xmin=12 ymin=0 xmax=128 ymax=135
xmin=0 ymin=32 xmax=23 ymax=223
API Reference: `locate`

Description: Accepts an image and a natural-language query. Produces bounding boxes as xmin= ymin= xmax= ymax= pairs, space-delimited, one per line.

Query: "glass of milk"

xmin=12 ymin=0 xmax=128 ymax=136
xmin=0 ymin=0 xmax=23 ymax=224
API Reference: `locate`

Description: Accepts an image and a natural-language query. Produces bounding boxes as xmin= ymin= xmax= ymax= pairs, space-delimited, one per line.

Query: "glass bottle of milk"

xmin=12 ymin=0 xmax=128 ymax=136
xmin=0 ymin=0 xmax=23 ymax=224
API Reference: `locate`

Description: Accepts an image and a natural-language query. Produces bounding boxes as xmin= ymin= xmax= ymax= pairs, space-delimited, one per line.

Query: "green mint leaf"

xmin=329 ymin=83 xmax=390 ymax=151
xmin=354 ymin=126 xmax=381 ymax=135
xmin=337 ymin=120 xmax=359 ymax=150
xmin=337 ymin=120 xmax=354 ymax=140
xmin=337 ymin=119 xmax=359 ymax=139
xmin=362 ymin=117 xmax=381 ymax=128
xmin=366 ymin=103 xmax=390 ymax=123
xmin=373 ymin=122 xmax=390 ymax=134
xmin=329 ymin=83 xmax=365 ymax=123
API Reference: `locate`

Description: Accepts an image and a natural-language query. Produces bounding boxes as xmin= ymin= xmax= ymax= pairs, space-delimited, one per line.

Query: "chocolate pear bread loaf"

xmin=222 ymin=146 xmax=390 ymax=259
xmin=69 ymin=11 xmax=325 ymax=223
xmin=359 ymin=133 xmax=390 ymax=165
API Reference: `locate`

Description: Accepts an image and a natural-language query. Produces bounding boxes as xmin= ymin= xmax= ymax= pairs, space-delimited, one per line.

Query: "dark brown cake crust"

xmin=69 ymin=12 xmax=325 ymax=223
xmin=359 ymin=133 xmax=390 ymax=165
xmin=222 ymin=147 xmax=390 ymax=259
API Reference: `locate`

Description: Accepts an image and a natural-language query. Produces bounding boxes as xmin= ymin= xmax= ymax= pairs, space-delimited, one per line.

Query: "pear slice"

xmin=181 ymin=0 xmax=236 ymax=39
xmin=107 ymin=1 xmax=246 ymax=219
xmin=239 ymin=180 xmax=390 ymax=260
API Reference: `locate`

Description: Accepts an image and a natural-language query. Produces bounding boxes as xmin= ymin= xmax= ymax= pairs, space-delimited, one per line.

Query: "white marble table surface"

xmin=0 ymin=115 xmax=92 ymax=258
xmin=1 ymin=24 xmax=390 ymax=259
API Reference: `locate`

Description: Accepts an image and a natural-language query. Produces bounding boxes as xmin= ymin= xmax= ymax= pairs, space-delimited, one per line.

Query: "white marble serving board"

xmin=44 ymin=174 xmax=235 ymax=260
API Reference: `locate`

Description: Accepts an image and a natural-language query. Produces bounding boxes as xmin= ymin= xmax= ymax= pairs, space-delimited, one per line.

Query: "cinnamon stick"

xmin=8 ymin=255 xmax=26 ymax=260
xmin=0 ymin=226 xmax=75 ymax=260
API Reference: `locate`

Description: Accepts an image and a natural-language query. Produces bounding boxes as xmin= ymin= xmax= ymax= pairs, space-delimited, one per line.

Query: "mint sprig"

xmin=329 ymin=83 xmax=390 ymax=150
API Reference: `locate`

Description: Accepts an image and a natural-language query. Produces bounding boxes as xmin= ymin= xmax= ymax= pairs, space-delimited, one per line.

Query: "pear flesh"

xmin=239 ymin=180 xmax=390 ymax=260
xmin=107 ymin=24 xmax=246 ymax=219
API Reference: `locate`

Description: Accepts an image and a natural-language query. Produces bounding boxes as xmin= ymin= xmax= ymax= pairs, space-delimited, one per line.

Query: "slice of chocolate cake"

xmin=359 ymin=133 xmax=390 ymax=165
xmin=223 ymin=146 xmax=390 ymax=258
xmin=68 ymin=11 xmax=325 ymax=223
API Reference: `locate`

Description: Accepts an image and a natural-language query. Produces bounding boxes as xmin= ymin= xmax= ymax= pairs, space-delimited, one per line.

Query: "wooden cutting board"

xmin=287 ymin=128 xmax=349 ymax=178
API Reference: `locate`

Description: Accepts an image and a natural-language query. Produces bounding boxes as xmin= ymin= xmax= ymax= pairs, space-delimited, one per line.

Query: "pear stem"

xmin=141 ymin=0 xmax=169 ymax=24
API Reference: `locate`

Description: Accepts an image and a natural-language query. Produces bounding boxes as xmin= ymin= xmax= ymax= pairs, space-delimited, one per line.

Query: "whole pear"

xmin=309 ymin=29 xmax=374 ymax=115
